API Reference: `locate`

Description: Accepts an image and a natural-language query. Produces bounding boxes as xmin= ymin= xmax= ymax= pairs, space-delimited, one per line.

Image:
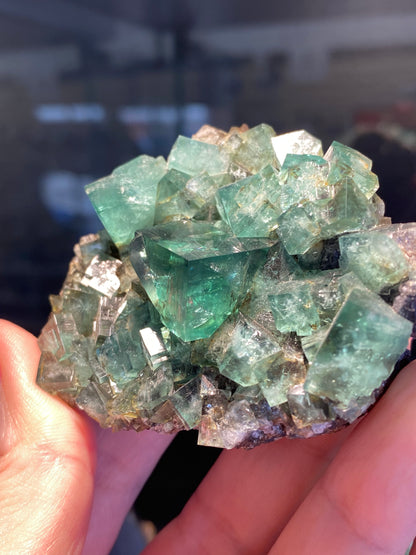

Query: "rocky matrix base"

xmin=37 ymin=124 xmax=416 ymax=449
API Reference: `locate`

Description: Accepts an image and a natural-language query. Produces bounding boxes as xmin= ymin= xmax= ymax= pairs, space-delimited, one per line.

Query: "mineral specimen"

xmin=37 ymin=125 xmax=415 ymax=449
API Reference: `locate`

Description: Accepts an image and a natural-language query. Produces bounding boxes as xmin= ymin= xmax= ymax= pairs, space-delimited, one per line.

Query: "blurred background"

xmin=1 ymin=0 xmax=416 ymax=551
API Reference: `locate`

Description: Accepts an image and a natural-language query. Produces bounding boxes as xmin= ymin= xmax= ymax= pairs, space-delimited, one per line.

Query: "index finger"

xmin=271 ymin=360 xmax=416 ymax=555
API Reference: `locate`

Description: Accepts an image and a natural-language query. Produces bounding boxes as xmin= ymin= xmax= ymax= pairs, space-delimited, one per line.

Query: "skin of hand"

xmin=0 ymin=318 xmax=416 ymax=555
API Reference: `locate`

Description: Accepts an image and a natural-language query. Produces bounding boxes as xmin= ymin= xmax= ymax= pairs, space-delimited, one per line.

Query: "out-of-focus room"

xmin=1 ymin=1 xmax=416 ymax=552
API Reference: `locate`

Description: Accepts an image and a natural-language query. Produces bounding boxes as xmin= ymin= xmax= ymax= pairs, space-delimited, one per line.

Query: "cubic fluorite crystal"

xmin=130 ymin=221 xmax=272 ymax=341
xmin=37 ymin=125 xmax=415 ymax=449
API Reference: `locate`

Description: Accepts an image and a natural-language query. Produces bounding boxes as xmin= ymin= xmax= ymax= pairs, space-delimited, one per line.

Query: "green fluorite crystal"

xmin=154 ymin=169 xmax=193 ymax=224
xmin=168 ymin=135 xmax=229 ymax=176
xmin=130 ymin=220 xmax=271 ymax=341
xmin=339 ymin=230 xmax=410 ymax=293
xmin=325 ymin=140 xmax=379 ymax=199
xmin=215 ymin=165 xmax=282 ymax=237
xmin=85 ymin=155 xmax=166 ymax=246
xmin=224 ymin=123 xmax=278 ymax=174
xmin=278 ymin=154 xmax=329 ymax=212
xmin=208 ymin=312 xmax=291 ymax=387
xmin=37 ymin=123 xmax=415 ymax=449
xmin=305 ymin=287 xmax=411 ymax=409
xmin=269 ymin=282 xmax=320 ymax=336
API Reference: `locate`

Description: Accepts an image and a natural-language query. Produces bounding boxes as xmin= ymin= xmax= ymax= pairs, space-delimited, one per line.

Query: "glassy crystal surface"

xmin=37 ymin=124 xmax=415 ymax=449
xmin=276 ymin=166 xmax=381 ymax=255
xmin=305 ymin=287 xmax=412 ymax=408
xmin=209 ymin=312 xmax=287 ymax=386
xmin=130 ymin=220 xmax=272 ymax=341
xmin=224 ymin=123 xmax=279 ymax=174
xmin=339 ymin=230 xmax=410 ymax=293
xmin=215 ymin=165 xmax=282 ymax=237
xmin=168 ymin=135 xmax=229 ymax=176
xmin=271 ymin=129 xmax=323 ymax=166
xmin=154 ymin=169 xmax=193 ymax=224
xmin=324 ymin=140 xmax=379 ymax=199
xmin=279 ymin=154 xmax=329 ymax=212
xmin=269 ymin=282 xmax=320 ymax=336
xmin=277 ymin=204 xmax=322 ymax=254
xmin=85 ymin=155 xmax=166 ymax=246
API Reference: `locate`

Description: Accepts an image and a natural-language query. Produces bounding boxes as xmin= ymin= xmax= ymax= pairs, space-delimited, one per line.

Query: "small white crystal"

xmin=271 ymin=129 xmax=323 ymax=166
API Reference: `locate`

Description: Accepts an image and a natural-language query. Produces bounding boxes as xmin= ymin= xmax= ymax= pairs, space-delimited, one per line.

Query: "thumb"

xmin=0 ymin=320 xmax=95 ymax=554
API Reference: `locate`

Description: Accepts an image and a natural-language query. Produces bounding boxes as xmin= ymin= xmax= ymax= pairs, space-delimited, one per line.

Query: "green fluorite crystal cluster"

xmin=37 ymin=124 xmax=416 ymax=449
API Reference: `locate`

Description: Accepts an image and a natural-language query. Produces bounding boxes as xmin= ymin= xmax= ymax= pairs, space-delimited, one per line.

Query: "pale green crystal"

xmin=269 ymin=282 xmax=320 ymax=336
xmin=134 ymin=361 xmax=175 ymax=410
xmin=259 ymin=345 xmax=306 ymax=407
xmin=317 ymin=177 xmax=380 ymax=238
xmin=305 ymin=287 xmax=412 ymax=407
xmin=260 ymin=374 xmax=296 ymax=409
xmin=85 ymin=155 xmax=166 ymax=246
xmin=185 ymin=172 xmax=231 ymax=221
xmin=59 ymin=289 xmax=99 ymax=337
xmin=224 ymin=123 xmax=279 ymax=174
xmin=301 ymin=325 xmax=330 ymax=363
xmin=215 ymin=165 xmax=282 ymax=237
xmin=96 ymin=314 xmax=149 ymax=386
xmin=277 ymin=204 xmax=322 ymax=254
xmin=168 ymin=135 xmax=229 ymax=176
xmin=324 ymin=140 xmax=379 ymax=199
xmin=212 ymin=313 xmax=286 ymax=386
xmin=277 ymin=175 xmax=381 ymax=255
xmin=279 ymin=154 xmax=329 ymax=212
xmin=154 ymin=169 xmax=193 ymax=224
xmin=38 ymin=312 xmax=80 ymax=360
xmin=169 ymin=377 xmax=202 ymax=429
xmin=155 ymin=170 xmax=231 ymax=224
xmin=339 ymin=230 xmax=410 ymax=293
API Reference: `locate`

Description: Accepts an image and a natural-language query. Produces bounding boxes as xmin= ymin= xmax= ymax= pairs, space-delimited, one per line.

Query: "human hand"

xmin=1 ymin=319 xmax=416 ymax=555
xmin=0 ymin=320 xmax=172 ymax=554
